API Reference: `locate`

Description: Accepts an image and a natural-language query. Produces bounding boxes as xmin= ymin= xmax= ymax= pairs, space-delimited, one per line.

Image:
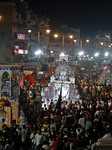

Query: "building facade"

xmin=0 ymin=0 xmax=50 ymax=63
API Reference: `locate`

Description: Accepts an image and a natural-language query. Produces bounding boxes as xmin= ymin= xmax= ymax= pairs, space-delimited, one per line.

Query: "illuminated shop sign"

xmin=14 ymin=45 xmax=28 ymax=54
xmin=17 ymin=33 xmax=25 ymax=40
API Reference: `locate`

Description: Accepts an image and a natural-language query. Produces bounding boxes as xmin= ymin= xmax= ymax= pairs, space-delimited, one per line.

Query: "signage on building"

xmin=14 ymin=45 xmax=28 ymax=54
xmin=17 ymin=33 xmax=25 ymax=40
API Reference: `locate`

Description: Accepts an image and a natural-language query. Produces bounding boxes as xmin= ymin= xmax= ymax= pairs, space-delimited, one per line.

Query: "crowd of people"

xmin=0 ymin=66 xmax=112 ymax=150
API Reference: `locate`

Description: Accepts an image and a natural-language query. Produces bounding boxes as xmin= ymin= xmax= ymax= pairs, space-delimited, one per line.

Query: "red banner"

xmin=27 ymin=75 xmax=35 ymax=84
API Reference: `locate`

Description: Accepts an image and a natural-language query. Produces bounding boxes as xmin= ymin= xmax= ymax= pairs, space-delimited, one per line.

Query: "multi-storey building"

xmin=0 ymin=0 xmax=50 ymax=63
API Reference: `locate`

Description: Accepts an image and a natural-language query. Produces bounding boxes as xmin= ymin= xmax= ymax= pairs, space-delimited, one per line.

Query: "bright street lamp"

xmin=94 ymin=52 xmax=99 ymax=57
xmin=35 ymin=50 xmax=42 ymax=55
xmin=46 ymin=29 xmax=51 ymax=34
xmin=60 ymin=52 xmax=65 ymax=56
xmin=86 ymin=39 xmax=89 ymax=43
xmin=54 ymin=34 xmax=59 ymax=38
xmin=0 ymin=16 xmax=2 ymax=20
xmin=78 ymin=51 xmax=84 ymax=56
xmin=69 ymin=35 xmax=73 ymax=39
xmin=50 ymin=51 xmax=53 ymax=54
xmin=74 ymin=40 xmax=77 ymax=43
xmin=105 ymin=52 xmax=109 ymax=57
xmin=28 ymin=29 xmax=32 ymax=33
xmin=100 ymin=42 xmax=104 ymax=46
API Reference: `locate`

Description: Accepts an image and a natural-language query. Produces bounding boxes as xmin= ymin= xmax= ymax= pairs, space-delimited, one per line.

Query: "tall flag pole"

xmin=54 ymin=82 xmax=62 ymax=112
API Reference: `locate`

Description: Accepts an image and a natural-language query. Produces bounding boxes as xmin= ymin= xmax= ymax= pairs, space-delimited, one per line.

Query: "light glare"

xmin=95 ymin=52 xmax=99 ymax=57
xmin=60 ymin=52 xmax=65 ymax=56
xmin=35 ymin=50 xmax=42 ymax=55
xmin=78 ymin=51 xmax=84 ymax=56
xmin=105 ymin=52 xmax=109 ymax=57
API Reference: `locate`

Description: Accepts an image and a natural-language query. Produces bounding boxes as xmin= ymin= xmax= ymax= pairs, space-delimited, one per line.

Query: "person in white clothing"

xmin=30 ymin=129 xmax=36 ymax=150
xmin=78 ymin=114 xmax=85 ymax=128
xmin=34 ymin=129 xmax=43 ymax=149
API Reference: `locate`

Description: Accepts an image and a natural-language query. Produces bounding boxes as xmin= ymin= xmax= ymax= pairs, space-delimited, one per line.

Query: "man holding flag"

xmin=54 ymin=83 xmax=62 ymax=112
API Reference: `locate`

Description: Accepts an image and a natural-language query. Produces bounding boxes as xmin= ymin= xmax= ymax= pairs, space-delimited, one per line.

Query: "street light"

xmin=54 ymin=34 xmax=59 ymax=38
xmin=35 ymin=50 xmax=42 ymax=55
xmin=100 ymin=42 xmax=104 ymax=46
xmin=28 ymin=29 xmax=32 ymax=33
xmin=78 ymin=51 xmax=84 ymax=56
xmin=60 ymin=52 xmax=65 ymax=56
xmin=86 ymin=39 xmax=89 ymax=43
xmin=46 ymin=29 xmax=51 ymax=34
xmin=50 ymin=51 xmax=53 ymax=54
xmin=94 ymin=52 xmax=99 ymax=57
xmin=105 ymin=52 xmax=109 ymax=57
xmin=74 ymin=40 xmax=77 ymax=43
xmin=69 ymin=35 xmax=73 ymax=39
xmin=0 ymin=16 xmax=2 ymax=19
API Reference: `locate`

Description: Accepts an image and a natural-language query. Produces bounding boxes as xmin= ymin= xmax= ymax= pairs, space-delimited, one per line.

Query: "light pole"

xmin=54 ymin=34 xmax=73 ymax=54
xmin=27 ymin=29 xmax=32 ymax=61
xmin=38 ymin=31 xmax=40 ymax=49
xmin=86 ymin=39 xmax=90 ymax=55
xmin=62 ymin=35 xmax=65 ymax=51
xmin=45 ymin=29 xmax=51 ymax=56
xmin=80 ymin=40 xmax=82 ymax=49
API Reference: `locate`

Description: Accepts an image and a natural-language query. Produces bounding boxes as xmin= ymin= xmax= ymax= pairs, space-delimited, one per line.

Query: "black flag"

xmin=54 ymin=84 xmax=62 ymax=112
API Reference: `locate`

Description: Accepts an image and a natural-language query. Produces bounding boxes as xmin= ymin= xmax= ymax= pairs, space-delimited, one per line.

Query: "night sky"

xmin=27 ymin=0 xmax=112 ymax=37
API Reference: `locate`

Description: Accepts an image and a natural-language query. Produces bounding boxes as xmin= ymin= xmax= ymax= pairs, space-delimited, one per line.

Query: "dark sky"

xmin=26 ymin=0 xmax=112 ymax=37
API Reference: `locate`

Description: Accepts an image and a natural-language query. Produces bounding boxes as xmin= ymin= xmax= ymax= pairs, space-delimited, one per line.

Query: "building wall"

xmin=0 ymin=1 xmax=50 ymax=63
